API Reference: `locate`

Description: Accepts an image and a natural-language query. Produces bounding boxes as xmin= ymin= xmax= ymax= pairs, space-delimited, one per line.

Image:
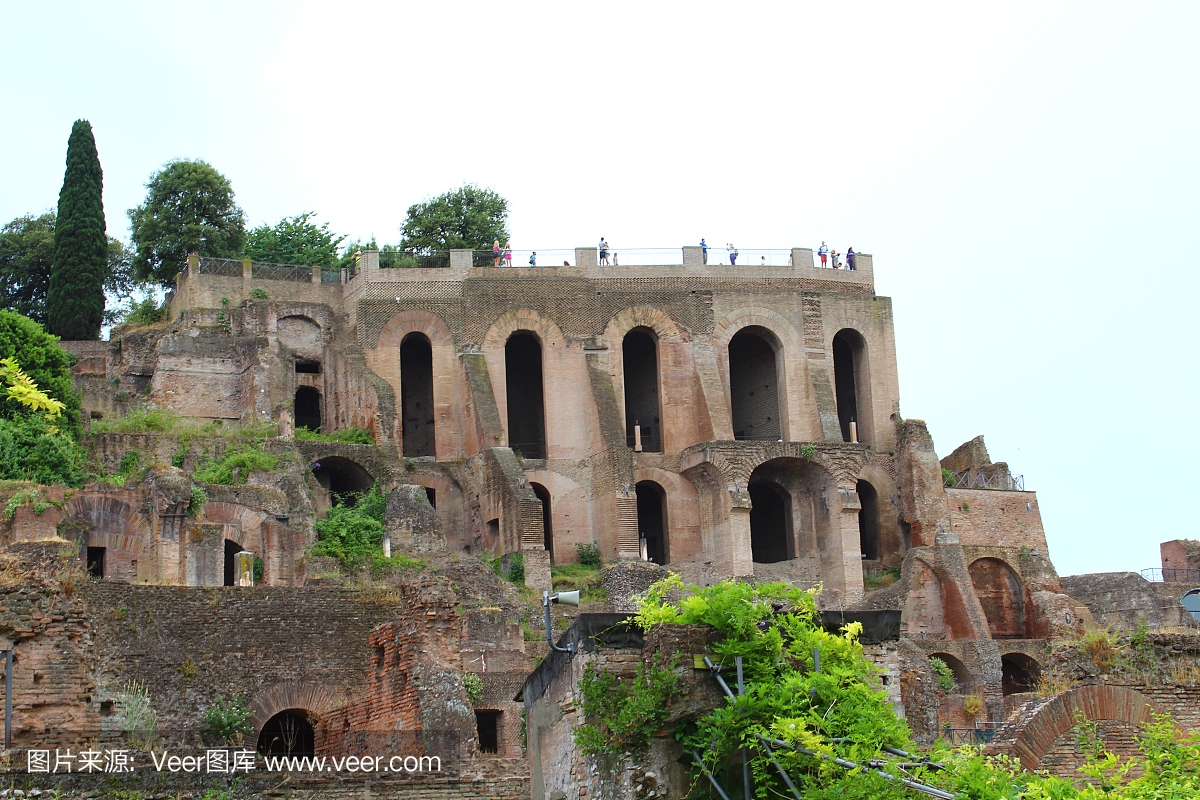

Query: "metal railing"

xmin=321 ymin=268 xmax=342 ymax=285
xmin=379 ymin=249 xmax=450 ymax=269
xmin=197 ymin=257 xmax=242 ymax=277
xmin=251 ymin=261 xmax=312 ymax=282
xmin=941 ymin=727 xmax=998 ymax=746
xmin=945 ymin=471 xmax=1025 ymax=491
xmin=1141 ymin=567 xmax=1200 ymax=583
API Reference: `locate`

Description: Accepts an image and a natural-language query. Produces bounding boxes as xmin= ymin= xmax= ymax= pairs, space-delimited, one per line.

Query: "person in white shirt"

xmin=818 ymin=242 xmax=829 ymax=267
xmin=599 ymin=238 xmax=610 ymax=265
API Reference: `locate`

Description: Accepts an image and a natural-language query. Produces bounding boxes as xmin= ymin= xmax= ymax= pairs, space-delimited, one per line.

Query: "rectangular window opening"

xmin=295 ymin=360 xmax=322 ymax=374
xmin=86 ymin=547 xmax=106 ymax=579
xmin=476 ymin=711 xmax=500 ymax=755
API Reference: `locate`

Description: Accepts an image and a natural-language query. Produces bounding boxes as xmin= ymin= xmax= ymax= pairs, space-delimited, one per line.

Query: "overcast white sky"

xmin=2 ymin=1 xmax=1197 ymax=575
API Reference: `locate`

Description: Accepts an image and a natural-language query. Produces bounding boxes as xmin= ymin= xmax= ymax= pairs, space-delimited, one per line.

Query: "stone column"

xmin=311 ymin=265 xmax=321 ymax=284
xmin=234 ymin=551 xmax=255 ymax=587
xmin=729 ymin=490 xmax=754 ymax=577
xmin=838 ymin=487 xmax=866 ymax=605
xmin=791 ymin=248 xmax=814 ymax=269
xmin=682 ymin=246 xmax=704 ymax=268
xmin=575 ymin=247 xmax=597 ymax=269
xmin=449 ymin=249 xmax=473 ymax=270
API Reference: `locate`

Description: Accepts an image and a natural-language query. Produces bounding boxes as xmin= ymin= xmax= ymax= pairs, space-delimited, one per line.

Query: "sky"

xmin=1 ymin=1 xmax=1197 ymax=575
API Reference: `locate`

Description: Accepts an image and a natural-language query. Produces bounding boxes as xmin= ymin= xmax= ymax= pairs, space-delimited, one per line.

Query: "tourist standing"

xmin=529 ymin=251 xmax=537 ymax=267
xmin=846 ymin=247 xmax=855 ymax=271
xmin=700 ymin=238 xmax=708 ymax=264
xmin=818 ymin=241 xmax=829 ymax=267
xmin=492 ymin=240 xmax=501 ymax=267
xmin=612 ymin=253 xmax=619 ymax=266
xmin=599 ymin=238 xmax=610 ymax=265
xmin=504 ymin=244 xmax=513 ymax=267
xmin=728 ymin=244 xmax=738 ymax=265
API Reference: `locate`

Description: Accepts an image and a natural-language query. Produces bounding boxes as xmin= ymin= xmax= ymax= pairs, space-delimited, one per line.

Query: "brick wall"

xmin=945 ymin=489 xmax=1049 ymax=552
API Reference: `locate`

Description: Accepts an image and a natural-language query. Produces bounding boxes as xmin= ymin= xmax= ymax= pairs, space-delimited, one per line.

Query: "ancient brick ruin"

xmin=1 ymin=247 xmax=1196 ymax=797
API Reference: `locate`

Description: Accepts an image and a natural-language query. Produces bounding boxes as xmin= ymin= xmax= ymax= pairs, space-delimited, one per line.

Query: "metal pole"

xmin=736 ymin=657 xmax=751 ymax=800
xmin=5 ymin=649 xmax=11 ymax=749
xmin=690 ymin=750 xmax=733 ymax=800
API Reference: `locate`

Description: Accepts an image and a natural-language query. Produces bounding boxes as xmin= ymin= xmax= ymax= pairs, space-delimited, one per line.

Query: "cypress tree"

xmin=47 ymin=119 xmax=107 ymax=340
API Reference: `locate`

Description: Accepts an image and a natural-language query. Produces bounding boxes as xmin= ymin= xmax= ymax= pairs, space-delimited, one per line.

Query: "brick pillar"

xmin=791 ymin=248 xmax=814 ymax=269
xmin=311 ymin=265 xmax=321 ymax=284
xmin=449 ymin=249 xmax=473 ymax=270
xmin=682 ymin=246 xmax=704 ymax=268
xmin=523 ymin=547 xmax=551 ymax=590
xmin=728 ymin=500 xmax=754 ymax=577
xmin=575 ymin=247 xmax=597 ymax=269
xmin=187 ymin=253 xmax=199 ymax=278
xmin=361 ymin=250 xmax=380 ymax=271
xmin=838 ymin=487 xmax=866 ymax=605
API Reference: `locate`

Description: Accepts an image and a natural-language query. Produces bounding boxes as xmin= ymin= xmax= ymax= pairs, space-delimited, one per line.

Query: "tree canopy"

xmin=244 ymin=212 xmax=345 ymax=266
xmin=47 ymin=120 xmax=108 ymax=340
xmin=128 ymin=159 xmax=246 ymax=287
xmin=0 ymin=213 xmax=56 ymax=324
xmin=399 ymin=184 xmax=509 ymax=254
xmin=0 ymin=310 xmax=80 ymax=434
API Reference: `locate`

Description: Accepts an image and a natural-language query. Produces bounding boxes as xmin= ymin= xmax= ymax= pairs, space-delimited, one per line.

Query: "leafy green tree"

xmin=244 ymin=212 xmax=345 ymax=266
xmin=399 ymin=184 xmax=509 ymax=254
xmin=0 ymin=310 xmax=80 ymax=433
xmin=47 ymin=120 xmax=108 ymax=340
xmin=128 ymin=159 xmax=246 ymax=287
xmin=0 ymin=213 xmax=56 ymax=324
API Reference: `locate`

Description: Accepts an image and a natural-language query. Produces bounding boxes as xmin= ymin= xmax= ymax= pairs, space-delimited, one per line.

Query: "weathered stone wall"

xmin=945 ymin=489 xmax=1049 ymax=552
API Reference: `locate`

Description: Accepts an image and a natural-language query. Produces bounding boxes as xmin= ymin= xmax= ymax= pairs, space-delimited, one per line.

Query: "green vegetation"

xmin=90 ymin=408 xmax=277 ymax=441
xmin=187 ymin=485 xmax=207 ymax=517
xmin=400 ymin=184 xmax=509 ymax=254
xmin=310 ymin=484 xmax=423 ymax=573
xmin=249 ymin=287 xmax=269 ymax=300
xmin=0 ymin=335 xmax=86 ymax=486
xmin=462 ymin=672 xmax=484 ymax=705
xmin=193 ymin=442 xmax=278 ymax=485
xmin=122 ymin=297 xmax=168 ymax=327
xmin=3 ymin=488 xmax=51 ymax=521
xmin=295 ymin=426 xmax=374 ymax=444
xmin=942 ymin=467 xmax=956 ymax=486
xmin=576 ymin=542 xmax=603 ymax=567
xmin=129 ymin=159 xmax=247 ymax=288
xmin=117 ymin=680 xmax=158 ymax=749
xmin=576 ymin=577 xmax=1200 ymax=799
xmin=202 ymin=693 xmax=253 ymax=745
xmin=0 ymin=212 xmax=56 ymax=324
xmin=929 ymin=656 xmax=956 ymax=692
xmin=551 ymin=563 xmax=607 ymax=602
xmin=0 ymin=309 xmax=81 ymax=433
xmin=99 ymin=450 xmax=143 ymax=487
xmin=863 ymin=565 xmax=902 ymax=590
xmin=48 ymin=120 xmax=107 ymax=341
xmin=801 ymin=443 xmax=817 ymax=459
xmin=244 ymin=212 xmax=344 ymax=266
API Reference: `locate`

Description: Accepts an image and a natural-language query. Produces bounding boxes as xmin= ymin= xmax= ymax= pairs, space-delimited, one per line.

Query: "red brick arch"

xmin=249 ymin=681 xmax=348 ymax=735
xmin=1005 ymin=685 xmax=1170 ymax=770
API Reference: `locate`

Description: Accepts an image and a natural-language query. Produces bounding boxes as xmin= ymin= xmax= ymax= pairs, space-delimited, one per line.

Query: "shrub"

xmin=118 ymin=680 xmax=158 ymax=748
xmin=505 ymin=552 xmax=525 ymax=584
xmin=123 ymin=297 xmax=168 ymax=327
xmin=310 ymin=484 xmax=421 ymax=574
xmin=462 ymin=672 xmax=484 ymax=705
xmin=194 ymin=442 xmax=278 ymax=485
xmin=187 ymin=485 xmax=207 ymax=516
xmin=295 ymin=426 xmax=374 ymax=444
xmin=929 ymin=656 xmax=956 ymax=692
xmin=249 ymin=287 xmax=269 ymax=300
xmin=0 ymin=416 xmax=87 ymax=486
xmin=0 ymin=310 xmax=81 ymax=435
xmin=576 ymin=542 xmax=602 ymax=567
xmin=801 ymin=443 xmax=817 ymax=459
xmin=575 ymin=654 xmax=679 ymax=755
xmin=90 ymin=408 xmax=179 ymax=434
xmin=202 ymin=694 xmax=253 ymax=745
xmin=962 ymin=693 xmax=984 ymax=719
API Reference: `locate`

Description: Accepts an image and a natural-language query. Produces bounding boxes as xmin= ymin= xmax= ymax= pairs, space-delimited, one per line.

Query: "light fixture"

xmin=543 ymin=589 xmax=580 ymax=657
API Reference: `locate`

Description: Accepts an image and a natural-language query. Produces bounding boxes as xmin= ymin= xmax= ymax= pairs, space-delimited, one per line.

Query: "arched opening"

xmin=748 ymin=480 xmax=791 ymax=563
xmin=832 ymin=329 xmax=869 ymax=444
xmin=857 ymin=479 xmax=880 ymax=560
xmin=312 ymin=457 xmax=375 ymax=507
xmin=1001 ymin=653 xmax=1042 ymax=695
xmin=294 ymin=386 xmax=322 ymax=433
xmin=969 ymin=558 xmax=1027 ymax=639
xmin=729 ymin=327 xmax=781 ymax=441
xmin=400 ymin=333 xmax=436 ymax=458
xmin=257 ymin=710 xmax=315 ymax=757
xmin=635 ymin=481 xmax=669 ymax=565
xmin=505 ymin=332 xmax=546 ymax=459
xmin=223 ymin=539 xmax=242 ymax=587
xmin=531 ymin=483 xmax=553 ymax=560
xmin=623 ymin=328 xmax=662 ymax=452
xmin=928 ymin=653 xmax=972 ymax=691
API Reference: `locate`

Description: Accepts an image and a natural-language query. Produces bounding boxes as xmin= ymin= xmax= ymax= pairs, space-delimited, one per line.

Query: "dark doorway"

xmin=424 ymin=487 xmax=437 ymax=509
xmin=623 ymin=328 xmax=661 ymax=452
xmin=729 ymin=327 xmax=781 ymax=441
xmin=531 ymin=483 xmax=553 ymax=561
xmin=295 ymin=359 xmax=321 ymax=374
xmin=86 ymin=547 xmax=105 ymax=579
xmin=294 ymin=386 xmax=322 ymax=433
xmin=484 ymin=518 xmax=500 ymax=552
xmin=257 ymin=710 xmax=315 ymax=757
xmin=476 ymin=710 xmax=500 ymax=755
xmin=749 ymin=481 xmax=791 ymax=563
xmin=505 ymin=333 xmax=546 ymax=458
xmin=312 ymin=456 xmax=375 ymax=506
xmin=857 ymin=480 xmax=880 ymax=560
xmin=1001 ymin=653 xmax=1041 ymax=695
xmin=636 ymin=481 xmax=668 ymax=565
xmin=401 ymin=333 xmax=436 ymax=458
xmin=224 ymin=540 xmax=242 ymax=587
xmin=833 ymin=329 xmax=867 ymax=444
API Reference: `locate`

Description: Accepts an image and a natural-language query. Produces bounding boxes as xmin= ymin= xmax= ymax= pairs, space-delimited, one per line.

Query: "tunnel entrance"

xmin=729 ymin=327 xmax=781 ymax=441
xmin=833 ymin=329 xmax=868 ymax=444
xmin=857 ymin=479 xmax=880 ymax=560
xmin=505 ymin=332 xmax=546 ymax=459
xmin=749 ymin=480 xmax=791 ymax=563
xmin=623 ymin=328 xmax=662 ymax=452
xmin=635 ymin=480 xmax=668 ymax=565
xmin=257 ymin=710 xmax=315 ymax=757
xmin=312 ymin=456 xmax=375 ymax=506
xmin=223 ymin=540 xmax=242 ymax=587
xmin=86 ymin=546 xmax=106 ymax=579
xmin=929 ymin=653 xmax=972 ymax=692
xmin=1001 ymin=653 xmax=1041 ymax=695
xmin=476 ymin=710 xmax=500 ymax=755
xmin=401 ymin=333 xmax=435 ymax=458
xmin=294 ymin=386 xmax=322 ymax=433
xmin=531 ymin=483 xmax=553 ymax=560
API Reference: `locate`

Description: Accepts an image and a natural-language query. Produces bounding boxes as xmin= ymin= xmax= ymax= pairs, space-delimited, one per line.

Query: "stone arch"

xmin=602 ymin=306 xmax=685 ymax=345
xmin=856 ymin=462 xmax=903 ymax=567
xmin=1001 ymin=651 xmax=1042 ymax=695
xmin=65 ymin=494 xmax=147 ymax=582
xmin=604 ymin=308 xmax=691 ymax=453
xmin=904 ymin=556 xmax=977 ymax=640
xmin=522 ymin=470 xmax=590 ymax=565
xmin=634 ymin=467 xmax=701 ymax=564
xmin=713 ymin=309 xmax=805 ymax=442
xmin=312 ymin=456 xmax=376 ymax=506
xmin=1005 ymin=685 xmax=1170 ymax=771
xmin=248 ymin=681 xmax=345 ymax=738
xmin=201 ymin=502 xmax=267 ymax=556
xmin=832 ymin=328 xmax=873 ymax=446
xmin=680 ymin=460 xmax=733 ymax=567
xmin=969 ymin=557 xmax=1027 ymax=639
xmin=368 ymin=310 xmax=461 ymax=461
xmin=928 ymin=652 xmax=974 ymax=690
xmin=482 ymin=310 xmax=567 ymax=352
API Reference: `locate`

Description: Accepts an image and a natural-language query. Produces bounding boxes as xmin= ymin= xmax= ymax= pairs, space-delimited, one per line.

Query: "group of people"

xmin=598 ymin=238 xmax=620 ymax=266
xmin=817 ymin=242 xmax=856 ymax=270
xmin=698 ymin=239 xmax=740 ymax=265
